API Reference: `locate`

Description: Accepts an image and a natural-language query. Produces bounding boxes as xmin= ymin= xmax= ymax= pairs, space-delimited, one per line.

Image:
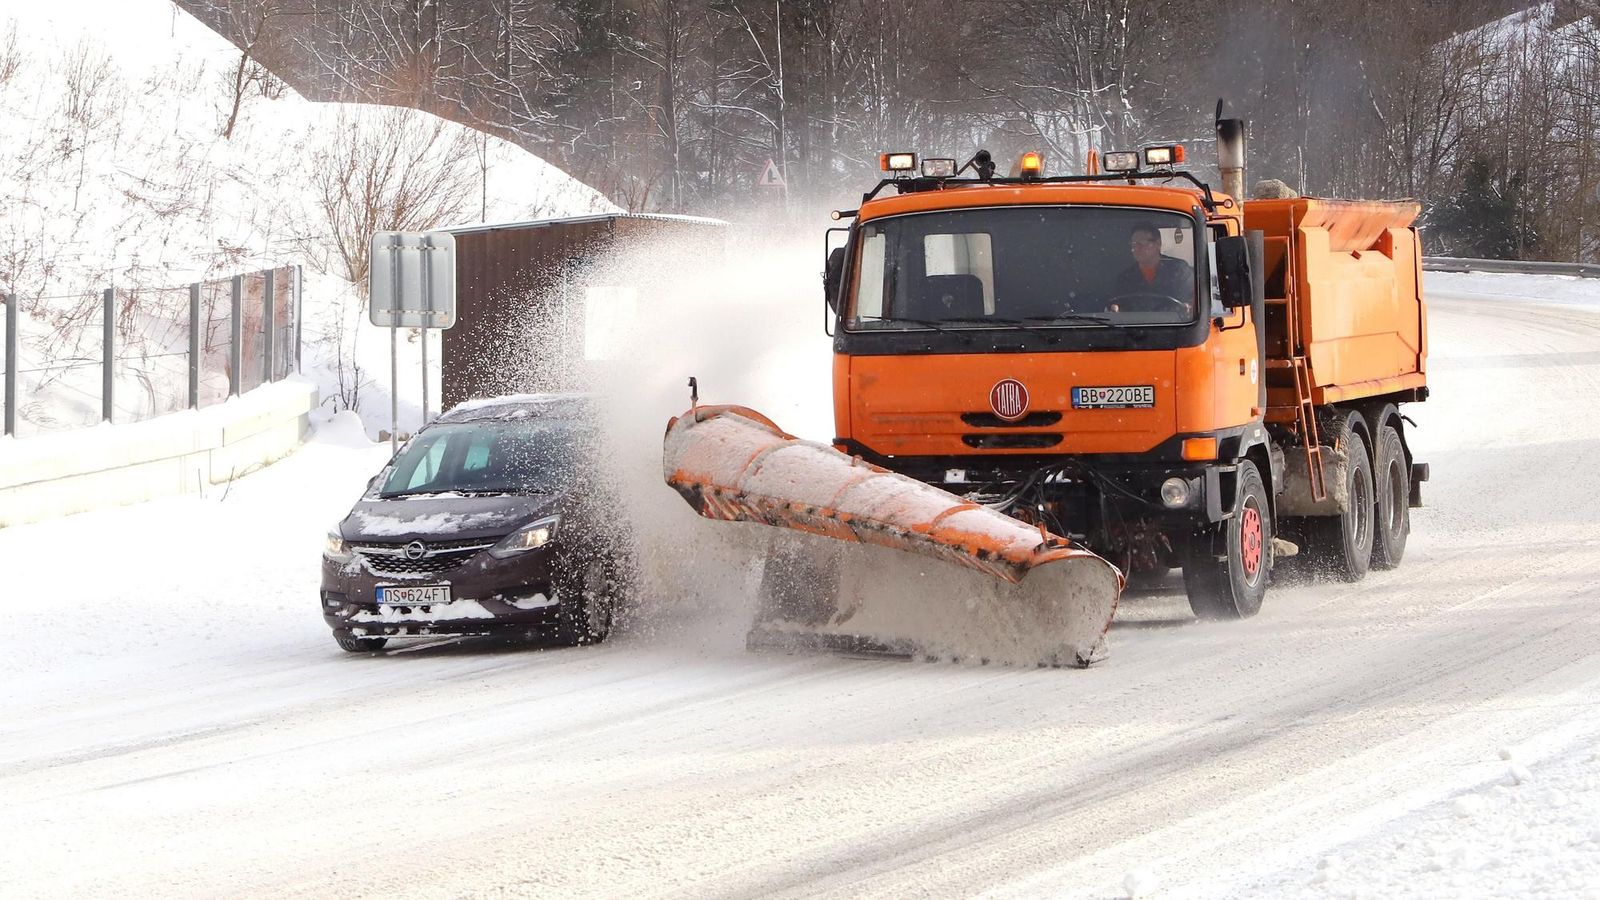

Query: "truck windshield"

xmin=847 ymin=206 xmax=1200 ymax=330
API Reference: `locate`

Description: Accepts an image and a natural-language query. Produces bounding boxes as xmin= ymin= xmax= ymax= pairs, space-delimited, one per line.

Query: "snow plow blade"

xmin=663 ymin=405 xmax=1124 ymax=666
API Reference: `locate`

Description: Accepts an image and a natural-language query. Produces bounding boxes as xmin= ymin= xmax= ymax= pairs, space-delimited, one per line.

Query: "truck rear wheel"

xmin=1307 ymin=418 xmax=1375 ymax=582
xmin=1183 ymin=459 xmax=1271 ymax=620
xmin=1371 ymin=424 xmax=1410 ymax=570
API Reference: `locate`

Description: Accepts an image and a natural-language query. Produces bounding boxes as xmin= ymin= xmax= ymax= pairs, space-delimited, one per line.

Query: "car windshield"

xmin=847 ymin=206 xmax=1200 ymax=330
xmin=379 ymin=419 xmax=590 ymax=497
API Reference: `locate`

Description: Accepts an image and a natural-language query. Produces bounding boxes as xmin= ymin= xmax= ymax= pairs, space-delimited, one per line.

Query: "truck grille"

xmin=962 ymin=433 xmax=1063 ymax=449
xmin=961 ymin=411 xmax=1062 ymax=428
xmin=352 ymin=537 xmax=497 ymax=578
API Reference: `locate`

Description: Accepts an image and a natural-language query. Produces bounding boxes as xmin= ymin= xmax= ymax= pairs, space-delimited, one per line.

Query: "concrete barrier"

xmin=0 ymin=379 xmax=318 ymax=528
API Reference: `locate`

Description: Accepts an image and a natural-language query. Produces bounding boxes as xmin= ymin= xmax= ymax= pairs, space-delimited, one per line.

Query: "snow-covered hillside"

xmin=0 ymin=0 xmax=617 ymax=436
xmin=0 ymin=0 xmax=611 ymax=296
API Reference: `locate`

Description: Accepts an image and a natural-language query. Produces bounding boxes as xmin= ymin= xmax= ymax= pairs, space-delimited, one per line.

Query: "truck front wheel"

xmin=1183 ymin=459 xmax=1272 ymax=619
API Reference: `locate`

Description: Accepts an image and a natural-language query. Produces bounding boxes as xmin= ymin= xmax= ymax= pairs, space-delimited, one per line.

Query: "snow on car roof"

xmin=437 ymin=392 xmax=596 ymax=423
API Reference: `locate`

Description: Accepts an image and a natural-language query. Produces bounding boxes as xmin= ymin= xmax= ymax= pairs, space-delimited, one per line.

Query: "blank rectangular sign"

xmin=369 ymin=231 xmax=457 ymax=328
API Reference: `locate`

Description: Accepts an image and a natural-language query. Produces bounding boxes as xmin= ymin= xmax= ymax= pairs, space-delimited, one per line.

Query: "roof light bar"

xmin=1143 ymin=144 xmax=1186 ymax=167
xmin=880 ymin=152 xmax=917 ymax=173
xmin=1103 ymin=151 xmax=1140 ymax=173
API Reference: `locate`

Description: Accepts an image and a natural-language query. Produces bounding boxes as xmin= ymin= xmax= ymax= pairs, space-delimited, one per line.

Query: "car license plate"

xmin=1072 ymin=385 xmax=1155 ymax=409
xmin=377 ymin=585 xmax=452 ymax=605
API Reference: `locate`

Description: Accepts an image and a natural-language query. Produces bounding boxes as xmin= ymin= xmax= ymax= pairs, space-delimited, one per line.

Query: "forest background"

xmin=181 ymin=0 xmax=1600 ymax=261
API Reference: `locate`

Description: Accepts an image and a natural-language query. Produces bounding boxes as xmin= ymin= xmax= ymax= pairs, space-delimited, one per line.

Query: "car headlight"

xmin=490 ymin=515 xmax=561 ymax=559
xmin=324 ymin=530 xmax=352 ymax=562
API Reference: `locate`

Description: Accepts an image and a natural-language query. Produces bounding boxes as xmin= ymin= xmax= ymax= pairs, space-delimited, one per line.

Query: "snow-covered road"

xmin=4 ymin=275 xmax=1600 ymax=898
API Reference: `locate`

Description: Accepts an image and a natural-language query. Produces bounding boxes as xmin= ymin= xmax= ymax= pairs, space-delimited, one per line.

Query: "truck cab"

xmin=823 ymin=143 xmax=1425 ymax=619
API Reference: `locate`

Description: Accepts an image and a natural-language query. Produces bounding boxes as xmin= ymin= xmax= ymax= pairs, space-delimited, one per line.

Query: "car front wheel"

xmin=555 ymin=558 xmax=616 ymax=646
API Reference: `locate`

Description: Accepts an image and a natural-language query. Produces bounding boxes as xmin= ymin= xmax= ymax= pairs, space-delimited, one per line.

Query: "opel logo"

xmin=404 ymin=541 xmax=427 ymax=561
xmin=990 ymin=378 xmax=1029 ymax=421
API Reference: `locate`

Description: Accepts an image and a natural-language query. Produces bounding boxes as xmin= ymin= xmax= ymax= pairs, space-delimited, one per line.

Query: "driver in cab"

xmin=1110 ymin=222 xmax=1195 ymax=314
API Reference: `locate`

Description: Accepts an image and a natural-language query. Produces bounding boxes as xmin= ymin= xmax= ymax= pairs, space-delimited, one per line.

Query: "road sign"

xmin=369 ymin=231 xmax=456 ymax=329
xmin=757 ymin=158 xmax=786 ymax=189
xmin=368 ymin=230 xmax=457 ymax=451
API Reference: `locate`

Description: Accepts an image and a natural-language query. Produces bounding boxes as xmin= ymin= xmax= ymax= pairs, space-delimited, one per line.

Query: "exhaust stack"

xmin=1216 ymin=107 xmax=1248 ymax=201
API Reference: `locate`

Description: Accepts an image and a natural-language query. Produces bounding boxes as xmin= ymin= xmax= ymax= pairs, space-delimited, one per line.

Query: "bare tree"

xmin=310 ymin=107 xmax=479 ymax=283
xmin=0 ymin=21 xmax=19 ymax=89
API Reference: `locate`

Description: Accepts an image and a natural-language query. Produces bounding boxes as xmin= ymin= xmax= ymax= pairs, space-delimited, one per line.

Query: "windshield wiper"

xmin=940 ymin=317 xmax=1063 ymax=345
xmin=1018 ymin=313 xmax=1114 ymax=327
xmin=378 ymin=487 xmax=519 ymax=499
xmin=859 ymin=316 xmax=973 ymax=343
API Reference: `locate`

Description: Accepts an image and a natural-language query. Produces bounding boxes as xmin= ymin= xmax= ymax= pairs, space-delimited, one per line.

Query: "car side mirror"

xmin=824 ymin=246 xmax=846 ymax=314
xmin=1214 ymin=235 xmax=1253 ymax=310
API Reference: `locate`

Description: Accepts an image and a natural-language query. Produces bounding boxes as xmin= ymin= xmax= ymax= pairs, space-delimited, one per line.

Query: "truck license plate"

xmin=377 ymin=585 xmax=451 ymax=605
xmin=1072 ymin=385 xmax=1155 ymax=409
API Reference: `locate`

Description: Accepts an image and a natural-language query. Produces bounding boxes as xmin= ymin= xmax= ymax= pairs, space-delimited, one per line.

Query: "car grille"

xmin=351 ymin=537 xmax=497 ymax=579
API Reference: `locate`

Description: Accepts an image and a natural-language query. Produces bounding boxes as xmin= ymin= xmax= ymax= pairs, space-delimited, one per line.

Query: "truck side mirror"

xmin=1214 ymin=235 xmax=1253 ymax=310
xmin=824 ymin=246 xmax=846 ymax=314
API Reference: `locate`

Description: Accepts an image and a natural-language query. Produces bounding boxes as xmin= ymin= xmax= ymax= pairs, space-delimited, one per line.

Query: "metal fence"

xmin=2 ymin=266 xmax=301 ymax=438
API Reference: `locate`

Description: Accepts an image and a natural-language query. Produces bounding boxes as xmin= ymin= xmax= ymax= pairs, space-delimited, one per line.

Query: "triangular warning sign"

xmin=757 ymin=158 xmax=786 ymax=188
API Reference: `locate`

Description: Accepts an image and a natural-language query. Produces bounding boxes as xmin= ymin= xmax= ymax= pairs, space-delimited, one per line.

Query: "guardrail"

xmin=1422 ymin=257 xmax=1600 ymax=278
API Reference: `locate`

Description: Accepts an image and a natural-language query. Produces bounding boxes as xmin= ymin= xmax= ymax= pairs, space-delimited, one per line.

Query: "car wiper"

xmin=377 ymin=487 xmax=517 ymax=499
xmin=1017 ymin=313 xmax=1114 ymax=327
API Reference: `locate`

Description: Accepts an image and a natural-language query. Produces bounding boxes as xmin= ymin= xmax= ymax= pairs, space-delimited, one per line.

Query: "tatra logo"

xmin=990 ymin=378 xmax=1029 ymax=421
xmin=405 ymin=541 xmax=427 ymax=560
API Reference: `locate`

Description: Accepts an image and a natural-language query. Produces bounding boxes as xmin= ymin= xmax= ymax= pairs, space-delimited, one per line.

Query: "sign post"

xmin=369 ymin=231 xmax=457 ymax=453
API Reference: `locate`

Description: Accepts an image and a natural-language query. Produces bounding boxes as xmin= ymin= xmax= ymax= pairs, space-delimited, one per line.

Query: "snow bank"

xmin=0 ymin=378 xmax=317 ymax=526
xmin=1427 ymin=270 xmax=1600 ymax=308
xmin=1230 ymin=732 xmax=1600 ymax=898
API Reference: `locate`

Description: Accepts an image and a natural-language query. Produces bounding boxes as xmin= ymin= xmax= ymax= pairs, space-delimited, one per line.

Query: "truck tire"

xmin=1371 ymin=424 xmax=1410 ymax=570
xmin=1183 ymin=459 xmax=1271 ymax=619
xmin=1307 ymin=419 xmax=1375 ymax=582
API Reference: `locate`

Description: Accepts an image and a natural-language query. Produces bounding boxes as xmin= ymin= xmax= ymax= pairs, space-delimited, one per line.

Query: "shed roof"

xmin=442 ymin=212 xmax=729 ymax=236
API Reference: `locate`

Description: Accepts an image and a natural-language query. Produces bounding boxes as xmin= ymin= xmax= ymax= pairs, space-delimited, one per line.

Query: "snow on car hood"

xmin=340 ymin=494 xmax=561 ymax=543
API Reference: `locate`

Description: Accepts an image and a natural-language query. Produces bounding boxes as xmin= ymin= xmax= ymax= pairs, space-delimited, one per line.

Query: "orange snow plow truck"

xmin=664 ymin=111 xmax=1428 ymax=667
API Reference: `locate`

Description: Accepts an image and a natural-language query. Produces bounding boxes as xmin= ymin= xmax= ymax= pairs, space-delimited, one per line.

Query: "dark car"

xmin=320 ymin=393 xmax=633 ymax=653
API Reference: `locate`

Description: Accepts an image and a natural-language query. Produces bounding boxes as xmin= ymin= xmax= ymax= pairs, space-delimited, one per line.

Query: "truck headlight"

xmin=324 ymin=530 xmax=351 ymax=562
xmin=1103 ymin=150 xmax=1140 ymax=172
xmin=490 ymin=515 xmax=561 ymax=559
xmin=880 ymin=152 xmax=917 ymax=172
xmin=1160 ymin=477 xmax=1193 ymax=509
